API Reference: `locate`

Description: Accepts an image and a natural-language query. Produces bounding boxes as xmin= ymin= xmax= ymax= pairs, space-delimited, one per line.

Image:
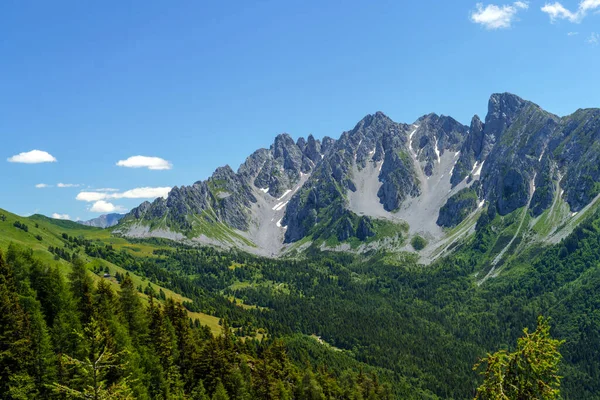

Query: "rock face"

xmin=451 ymin=115 xmax=484 ymax=186
xmin=437 ymin=186 xmax=479 ymax=228
xmin=79 ymin=213 xmax=124 ymax=228
xmin=282 ymin=111 xmax=418 ymax=242
xmin=119 ymin=93 xmax=600 ymax=257
xmin=120 ymin=133 xmax=329 ymax=246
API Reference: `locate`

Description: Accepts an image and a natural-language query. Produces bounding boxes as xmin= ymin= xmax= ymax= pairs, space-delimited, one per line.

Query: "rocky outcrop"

xmin=554 ymin=109 xmax=600 ymax=211
xmin=123 ymin=133 xmax=326 ymax=237
xmin=451 ymin=115 xmax=484 ymax=186
xmin=437 ymin=186 xmax=479 ymax=228
xmin=411 ymin=113 xmax=468 ymax=176
xmin=283 ymin=111 xmax=414 ymax=242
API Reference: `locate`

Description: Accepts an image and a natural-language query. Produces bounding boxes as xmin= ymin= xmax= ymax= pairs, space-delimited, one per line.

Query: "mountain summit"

xmin=116 ymin=93 xmax=600 ymax=260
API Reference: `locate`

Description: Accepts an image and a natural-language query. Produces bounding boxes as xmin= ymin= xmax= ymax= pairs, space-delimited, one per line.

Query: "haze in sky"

xmin=1 ymin=0 xmax=599 ymax=220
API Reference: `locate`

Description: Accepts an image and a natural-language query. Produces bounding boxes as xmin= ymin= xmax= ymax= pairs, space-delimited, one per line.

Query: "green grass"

xmin=0 ymin=208 xmax=223 ymax=334
xmin=189 ymin=210 xmax=255 ymax=247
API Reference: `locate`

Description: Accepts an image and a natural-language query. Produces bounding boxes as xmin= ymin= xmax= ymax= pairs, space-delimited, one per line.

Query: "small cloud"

xmin=589 ymin=32 xmax=599 ymax=45
xmin=567 ymin=31 xmax=579 ymax=36
xmin=90 ymin=200 xmax=127 ymax=213
xmin=471 ymin=2 xmax=529 ymax=29
xmin=541 ymin=0 xmax=600 ymax=23
xmin=76 ymin=191 xmax=108 ymax=202
xmin=7 ymin=150 xmax=57 ymax=164
xmin=57 ymin=183 xmax=81 ymax=188
xmin=116 ymin=156 xmax=172 ymax=170
xmin=35 ymin=183 xmax=51 ymax=188
xmin=51 ymin=213 xmax=71 ymax=220
xmin=112 ymin=187 xmax=172 ymax=199
xmin=76 ymin=187 xmax=172 ymax=202
xmin=93 ymin=188 xmax=119 ymax=192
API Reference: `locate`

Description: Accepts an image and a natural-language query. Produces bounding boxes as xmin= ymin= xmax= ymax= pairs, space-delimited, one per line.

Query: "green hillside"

xmin=3 ymin=204 xmax=600 ymax=398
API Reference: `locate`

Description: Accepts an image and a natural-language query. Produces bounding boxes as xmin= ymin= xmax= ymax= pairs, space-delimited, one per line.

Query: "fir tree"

xmin=474 ymin=316 xmax=564 ymax=400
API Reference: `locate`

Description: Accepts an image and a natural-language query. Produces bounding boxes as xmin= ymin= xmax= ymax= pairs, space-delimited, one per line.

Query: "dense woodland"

xmin=72 ymin=210 xmax=600 ymax=399
xmin=0 ymin=247 xmax=389 ymax=399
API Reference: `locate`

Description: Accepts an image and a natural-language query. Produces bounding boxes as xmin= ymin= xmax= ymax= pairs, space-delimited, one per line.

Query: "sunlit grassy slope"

xmin=0 ymin=208 xmax=222 ymax=335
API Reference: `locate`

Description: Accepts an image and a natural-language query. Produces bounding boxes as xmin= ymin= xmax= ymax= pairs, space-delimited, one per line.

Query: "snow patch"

xmin=408 ymin=126 xmax=419 ymax=157
xmin=478 ymin=199 xmax=485 ymax=208
xmin=455 ymin=151 xmax=460 ymax=158
xmin=434 ymin=136 xmax=440 ymax=163
xmin=259 ymin=187 xmax=269 ymax=193
xmin=472 ymin=161 xmax=485 ymax=177
xmin=277 ymin=189 xmax=292 ymax=200
xmin=571 ymin=212 xmax=578 ymax=217
xmin=273 ymin=201 xmax=288 ymax=211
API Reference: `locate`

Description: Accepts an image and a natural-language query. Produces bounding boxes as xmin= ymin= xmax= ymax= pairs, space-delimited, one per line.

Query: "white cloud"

xmin=51 ymin=213 xmax=71 ymax=220
xmin=471 ymin=2 xmax=529 ymax=29
xmin=90 ymin=200 xmax=127 ymax=213
xmin=7 ymin=150 xmax=57 ymax=164
xmin=93 ymin=188 xmax=119 ymax=192
xmin=541 ymin=0 xmax=600 ymax=23
xmin=112 ymin=187 xmax=172 ymax=199
xmin=116 ymin=156 xmax=172 ymax=170
xmin=76 ymin=191 xmax=108 ymax=202
xmin=589 ymin=32 xmax=599 ymax=44
xmin=568 ymin=31 xmax=580 ymax=35
xmin=57 ymin=183 xmax=81 ymax=188
xmin=35 ymin=183 xmax=51 ymax=188
xmin=76 ymin=187 xmax=172 ymax=202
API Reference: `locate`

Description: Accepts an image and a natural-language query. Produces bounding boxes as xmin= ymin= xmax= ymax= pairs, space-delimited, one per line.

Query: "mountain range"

xmin=79 ymin=213 xmax=124 ymax=228
xmin=115 ymin=93 xmax=600 ymax=262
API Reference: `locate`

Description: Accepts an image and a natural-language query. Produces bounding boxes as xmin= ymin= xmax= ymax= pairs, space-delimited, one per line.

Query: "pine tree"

xmin=301 ymin=369 xmax=326 ymax=400
xmin=18 ymin=295 xmax=56 ymax=396
xmin=147 ymin=298 xmax=185 ymax=398
xmin=474 ymin=316 xmax=564 ymax=400
xmin=0 ymin=251 xmax=36 ymax=398
xmin=191 ymin=381 xmax=210 ymax=400
xmin=212 ymin=380 xmax=230 ymax=400
xmin=119 ymin=274 xmax=148 ymax=344
xmin=51 ymin=317 xmax=133 ymax=399
xmin=69 ymin=258 xmax=95 ymax=324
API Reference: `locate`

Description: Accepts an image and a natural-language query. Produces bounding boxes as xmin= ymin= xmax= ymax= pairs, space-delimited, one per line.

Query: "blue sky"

xmin=1 ymin=0 xmax=599 ymax=220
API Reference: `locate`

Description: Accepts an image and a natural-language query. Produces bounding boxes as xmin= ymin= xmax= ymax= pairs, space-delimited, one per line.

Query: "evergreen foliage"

xmin=0 ymin=247 xmax=387 ymax=399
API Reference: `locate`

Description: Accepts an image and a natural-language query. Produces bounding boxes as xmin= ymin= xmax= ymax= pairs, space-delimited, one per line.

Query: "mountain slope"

xmin=79 ymin=213 xmax=124 ymax=228
xmin=116 ymin=93 xmax=600 ymax=262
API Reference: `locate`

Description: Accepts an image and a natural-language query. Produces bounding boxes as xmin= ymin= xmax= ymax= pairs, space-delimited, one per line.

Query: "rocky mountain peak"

xmin=210 ymin=165 xmax=237 ymax=181
xmin=119 ymin=93 xmax=600 ymax=261
xmin=485 ymin=93 xmax=529 ymax=135
xmin=304 ymin=134 xmax=322 ymax=163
